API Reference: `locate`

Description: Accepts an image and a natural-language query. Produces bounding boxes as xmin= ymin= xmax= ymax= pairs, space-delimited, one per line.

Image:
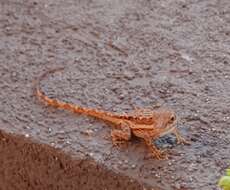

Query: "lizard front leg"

xmin=144 ymin=138 xmax=168 ymax=160
xmin=111 ymin=121 xmax=131 ymax=145
xmin=172 ymin=128 xmax=190 ymax=145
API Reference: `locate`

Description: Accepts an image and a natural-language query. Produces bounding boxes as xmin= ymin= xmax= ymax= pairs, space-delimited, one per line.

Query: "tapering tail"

xmin=35 ymin=67 xmax=85 ymax=114
xmin=34 ymin=68 xmax=122 ymax=125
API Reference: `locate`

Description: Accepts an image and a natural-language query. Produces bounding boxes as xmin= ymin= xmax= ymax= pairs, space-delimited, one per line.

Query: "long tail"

xmin=34 ymin=68 xmax=122 ymax=125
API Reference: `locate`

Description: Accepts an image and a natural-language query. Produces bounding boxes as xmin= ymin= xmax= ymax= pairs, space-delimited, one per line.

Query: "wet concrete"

xmin=0 ymin=0 xmax=230 ymax=189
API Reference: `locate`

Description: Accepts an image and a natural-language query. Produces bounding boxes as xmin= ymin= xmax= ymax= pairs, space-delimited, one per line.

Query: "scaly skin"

xmin=35 ymin=68 xmax=189 ymax=159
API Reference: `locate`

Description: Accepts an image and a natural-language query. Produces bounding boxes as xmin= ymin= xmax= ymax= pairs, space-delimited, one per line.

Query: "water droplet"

xmin=66 ymin=140 xmax=71 ymax=145
xmin=89 ymin=152 xmax=94 ymax=157
xmin=118 ymin=161 xmax=122 ymax=165
xmin=223 ymin=116 xmax=230 ymax=121
xmin=131 ymin=164 xmax=136 ymax=169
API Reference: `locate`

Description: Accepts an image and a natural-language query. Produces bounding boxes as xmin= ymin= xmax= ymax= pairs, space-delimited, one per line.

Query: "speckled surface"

xmin=0 ymin=0 xmax=230 ymax=189
xmin=0 ymin=130 xmax=147 ymax=190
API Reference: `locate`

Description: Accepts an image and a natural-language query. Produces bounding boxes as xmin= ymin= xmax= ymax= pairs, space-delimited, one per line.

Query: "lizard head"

xmin=154 ymin=109 xmax=177 ymax=137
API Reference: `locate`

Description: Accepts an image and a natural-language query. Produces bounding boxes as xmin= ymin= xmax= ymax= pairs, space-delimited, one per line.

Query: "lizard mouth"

xmin=159 ymin=122 xmax=177 ymax=137
xmin=159 ymin=126 xmax=175 ymax=137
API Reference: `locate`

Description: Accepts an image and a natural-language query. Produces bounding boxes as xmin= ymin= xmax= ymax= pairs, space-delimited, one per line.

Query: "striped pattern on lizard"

xmin=35 ymin=68 xmax=189 ymax=159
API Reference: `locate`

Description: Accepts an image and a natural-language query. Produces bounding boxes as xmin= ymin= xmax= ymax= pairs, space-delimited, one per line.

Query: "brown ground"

xmin=0 ymin=0 xmax=230 ymax=190
xmin=0 ymin=130 xmax=146 ymax=190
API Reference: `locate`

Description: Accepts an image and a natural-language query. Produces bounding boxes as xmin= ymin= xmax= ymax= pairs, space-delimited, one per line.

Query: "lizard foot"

xmin=111 ymin=138 xmax=128 ymax=146
xmin=145 ymin=149 xmax=168 ymax=160
xmin=173 ymin=128 xmax=191 ymax=145
xmin=145 ymin=139 xmax=168 ymax=160
xmin=153 ymin=149 xmax=168 ymax=160
xmin=176 ymin=136 xmax=191 ymax=145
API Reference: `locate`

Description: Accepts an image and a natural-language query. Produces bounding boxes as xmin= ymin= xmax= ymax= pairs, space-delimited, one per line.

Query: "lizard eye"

xmin=169 ymin=115 xmax=176 ymax=123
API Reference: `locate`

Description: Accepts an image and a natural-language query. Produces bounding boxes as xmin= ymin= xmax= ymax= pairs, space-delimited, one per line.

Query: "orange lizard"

xmin=35 ymin=68 xmax=189 ymax=159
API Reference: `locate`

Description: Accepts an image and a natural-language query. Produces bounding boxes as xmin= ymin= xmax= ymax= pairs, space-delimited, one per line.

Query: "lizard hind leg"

xmin=111 ymin=121 xmax=132 ymax=146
